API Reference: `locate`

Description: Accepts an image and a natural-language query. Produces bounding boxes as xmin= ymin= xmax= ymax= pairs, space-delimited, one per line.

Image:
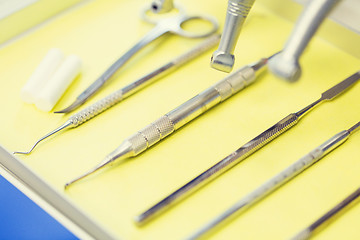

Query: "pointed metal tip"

xmin=54 ymin=99 xmax=84 ymax=114
xmin=13 ymin=150 xmax=31 ymax=155
xmin=13 ymin=121 xmax=73 ymax=156
xmin=64 ymin=157 xmax=112 ymax=189
xmin=13 ymin=142 xmax=39 ymax=155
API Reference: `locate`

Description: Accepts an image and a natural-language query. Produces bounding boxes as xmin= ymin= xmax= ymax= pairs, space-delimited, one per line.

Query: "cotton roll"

xmin=21 ymin=48 xmax=65 ymax=103
xmin=35 ymin=55 xmax=82 ymax=112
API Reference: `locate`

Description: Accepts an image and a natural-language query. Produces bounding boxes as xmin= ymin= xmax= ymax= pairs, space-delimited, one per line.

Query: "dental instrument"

xmin=134 ymin=71 xmax=360 ymax=225
xmin=211 ymin=0 xmax=256 ymax=73
xmin=188 ymin=122 xmax=360 ymax=240
xmin=64 ymin=54 xmax=273 ymax=188
xmin=292 ymin=185 xmax=360 ymax=240
xmin=13 ymin=34 xmax=221 ymax=155
xmin=55 ymin=5 xmax=218 ymax=113
xmin=268 ymin=0 xmax=341 ymax=81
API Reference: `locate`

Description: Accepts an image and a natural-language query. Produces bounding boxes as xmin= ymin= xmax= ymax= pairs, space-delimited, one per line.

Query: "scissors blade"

xmin=54 ymin=98 xmax=84 ymax=113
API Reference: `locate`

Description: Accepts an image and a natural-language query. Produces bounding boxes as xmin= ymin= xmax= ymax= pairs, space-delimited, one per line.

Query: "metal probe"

xmin=134 ymin=71 xmax=360 ymax=225
xmin=64 ymin=54 xmax=272 ymax=188
xmin=188 ymin=122 xmax=360 ymax=240
xmin=13 ymin=35 xmax=221 ymax=155
xmin=292 ymin=184 xmax=360 ymax=240
xmin=211 ymin=0 xmax=256 ymax=73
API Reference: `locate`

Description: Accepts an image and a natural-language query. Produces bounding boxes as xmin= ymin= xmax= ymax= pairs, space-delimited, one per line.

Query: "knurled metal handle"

xmin=69 ymin=89 xmax=123 ymax=127
xmin=127 ymin=115 xmax=175 ymax=155
xmin=213 ymin=65 xmax=255 ymax=100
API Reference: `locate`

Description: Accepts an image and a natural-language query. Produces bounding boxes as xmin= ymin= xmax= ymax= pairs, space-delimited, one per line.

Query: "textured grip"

xmin=69 ymin=89 xmax=123 ymax=127
xmin=213 ymin=66 xmax=255 ymax=101
xmin=228 ymin=0 xmax=255 ymax=16
xmin=127 ymin=115 xmax=175 ymax=155
xmin=181 ymin=113 xmax=299 ymax=194
xmin=137 ymin=113 xmax=299 ymax=224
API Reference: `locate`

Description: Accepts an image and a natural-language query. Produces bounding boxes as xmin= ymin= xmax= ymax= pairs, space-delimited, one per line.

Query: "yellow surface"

xmin=1 ymin=0 xmax=360 ymax=239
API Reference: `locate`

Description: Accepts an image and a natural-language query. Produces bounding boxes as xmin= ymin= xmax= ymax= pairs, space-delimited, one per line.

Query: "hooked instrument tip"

xmin=13 ymin=121 xmax=72 ymax=155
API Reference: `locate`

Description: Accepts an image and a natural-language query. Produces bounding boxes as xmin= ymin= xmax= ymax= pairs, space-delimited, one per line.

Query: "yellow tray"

xmin=1 ymin=0 xmax=360 ymax=239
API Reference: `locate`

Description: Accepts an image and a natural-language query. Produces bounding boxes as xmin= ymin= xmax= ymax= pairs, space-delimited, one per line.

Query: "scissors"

xmin=55 ymin=5 xmax=218 ymax=113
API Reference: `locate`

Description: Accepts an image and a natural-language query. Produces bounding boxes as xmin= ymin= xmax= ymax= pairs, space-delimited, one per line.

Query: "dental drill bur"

xmin=188 ymin=122 xmax=360 ymax=240
xmin=134 ymin=71 xmax=360 ymax=225
xmin=13 ymin=35 xmax=221 ymax=155
xmin=64 ymin=54 xmax=273 ymax=188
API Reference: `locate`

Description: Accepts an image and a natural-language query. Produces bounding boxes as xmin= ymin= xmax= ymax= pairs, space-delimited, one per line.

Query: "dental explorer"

xmin=55 ymin=6 xmax=218 ymax=113
xmin=64 ymin=54 xmax=273 ymax=188
xmin=211 ymin=0 xmax=256 ymax=73
xmin=134 ymin=71 xmax=360 ymax=225
xmin=188 ymin=122 xmax=360 ymax=240
xmin=13 ymin=35 xmax=221 ymax=155
xmin=268 ymin=0 xmax=341 ymax=81
xmin=292 ymin=185 xmax=360 ymax=240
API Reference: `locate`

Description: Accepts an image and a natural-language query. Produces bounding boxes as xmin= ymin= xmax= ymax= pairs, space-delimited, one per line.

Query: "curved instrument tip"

xmin=54 ymin=99 xmax=84 ymax=114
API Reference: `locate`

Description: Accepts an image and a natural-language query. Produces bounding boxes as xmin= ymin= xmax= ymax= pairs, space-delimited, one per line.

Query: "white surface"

xmin=35 ymin=55 xmax=82 ymax=112
xmin=21 ymin=48 xmax=65 ymax=104
xmin=0 ymin=0 xmax=39 ymax=20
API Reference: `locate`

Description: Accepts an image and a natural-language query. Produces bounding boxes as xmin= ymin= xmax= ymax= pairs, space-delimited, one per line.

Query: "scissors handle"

xmin=142 ymin=5 xmax=218 ymax=39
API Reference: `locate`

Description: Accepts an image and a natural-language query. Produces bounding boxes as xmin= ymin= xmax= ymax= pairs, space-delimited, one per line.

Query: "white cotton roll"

xmin=35 ymin=55 xmax=82 ymax=112
xmin=21 ymin=48 xmax=65 ymax=103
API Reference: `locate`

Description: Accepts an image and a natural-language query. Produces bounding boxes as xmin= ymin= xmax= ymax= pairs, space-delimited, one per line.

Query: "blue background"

xmin=0 ymin=174 xmax=78 ymax=240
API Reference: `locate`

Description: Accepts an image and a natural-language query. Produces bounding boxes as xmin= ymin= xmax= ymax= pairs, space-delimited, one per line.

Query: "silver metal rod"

xmin=189 ymin=122 xmax=360 ymax=239
xmin=14 ymin=35 xmax=220 ymax=155
xmin=134 ymin=71 xmax=360 ymax=225
xmin=291 ymin=187 xmax=360 ymax=240
xmin=65 ymin=56 xmax=271 ymax=188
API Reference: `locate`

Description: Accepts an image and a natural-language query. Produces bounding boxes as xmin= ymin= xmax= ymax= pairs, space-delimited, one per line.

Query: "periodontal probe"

xmin=188 ymin=121 xmax=360 ymax=240
xmin=134 ymin=71 xmax=360 ymax=225
xmin=64 ymin=53 xmax=273 ymax=188
xmin=13 ymin=34 xmax=221 ymax=155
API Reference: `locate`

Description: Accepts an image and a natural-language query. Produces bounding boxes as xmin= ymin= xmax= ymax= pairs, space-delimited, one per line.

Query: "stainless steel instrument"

xmin=56 ymin=5 xmax=218 ymax=113
xmin=210 ymin=0 xmax=256 ymax=73
xmin=292 ymin=184 xmax=360 ymax=240
xmin=64 ymin=55 xmax=271 ymax=188
xmin=134 ymin=71 xmax=360 ymax=225
xmin=188 ymin=122 xmax=360 ymax=240
xmin=268 ymin=0 xmax=341 ymax=81
xmin=13 ymin=35 xmax=221 ymax=155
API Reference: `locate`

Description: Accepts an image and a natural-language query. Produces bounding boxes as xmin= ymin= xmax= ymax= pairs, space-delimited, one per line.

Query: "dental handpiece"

xmin=135 ymin=71 xmax=360 ymax=225
xmin=13 ymin=35 xmax=221 ymax=155
xmin=292 ymin=185 xmax=360 ymax=240
xmin=268 ymin=0 xmax=341 ymax=81
xmin=64 ymin=55 xmax=271 ymax=188
xmin=188 ymin=122 xmax=360 ymax=240
xmin=211 ymin=0 xmax=256 ymax=73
